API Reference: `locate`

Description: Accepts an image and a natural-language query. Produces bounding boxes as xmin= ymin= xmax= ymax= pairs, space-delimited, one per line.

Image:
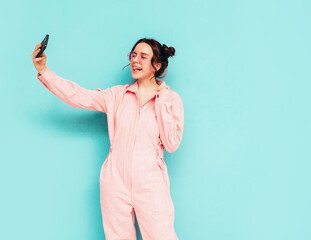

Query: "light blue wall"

xmin=1 ymin=0 xmax=310 ymax=239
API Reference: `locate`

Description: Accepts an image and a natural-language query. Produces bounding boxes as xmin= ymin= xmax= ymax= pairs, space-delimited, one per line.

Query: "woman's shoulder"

xmin=165 ymin=88 xmax=183 ymax=102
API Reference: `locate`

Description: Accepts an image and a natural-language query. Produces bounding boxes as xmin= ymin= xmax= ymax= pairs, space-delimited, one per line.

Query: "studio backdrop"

xmin=1 ymin=0 xmax=310 ymax=239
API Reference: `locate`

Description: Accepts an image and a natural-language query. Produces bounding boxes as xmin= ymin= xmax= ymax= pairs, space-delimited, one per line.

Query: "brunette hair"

xmin=123 ymin=38 xmax=175 ymax=80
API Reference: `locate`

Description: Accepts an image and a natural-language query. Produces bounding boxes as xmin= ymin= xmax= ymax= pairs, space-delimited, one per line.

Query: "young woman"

xmin=31 ymin=38 xmax=184 ymax=240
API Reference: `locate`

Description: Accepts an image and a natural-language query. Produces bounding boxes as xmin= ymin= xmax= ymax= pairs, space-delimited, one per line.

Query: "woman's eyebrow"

xmin=133 ymin=51 xmax=149 ymax=56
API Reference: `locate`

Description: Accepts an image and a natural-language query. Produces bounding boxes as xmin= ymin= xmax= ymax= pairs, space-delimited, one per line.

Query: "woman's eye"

xmin=142 ymin=57 xmax=146 ymax=59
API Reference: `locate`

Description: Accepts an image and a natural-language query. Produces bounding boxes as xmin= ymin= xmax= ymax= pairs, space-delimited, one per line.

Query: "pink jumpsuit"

xmin=37 ymin=67 xmax=184 ymax=240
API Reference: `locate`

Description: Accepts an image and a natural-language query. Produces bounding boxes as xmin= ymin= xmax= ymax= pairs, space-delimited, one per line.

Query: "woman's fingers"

xmin=32 ymin=43 xmax=41 ymax=56
xmin=31 ymin=45 xmax=43 ymax=58
xmin=31 ymin=47 xmax=37 ymax=57
xmin=35 ymin=43 xmax=41 ymax=50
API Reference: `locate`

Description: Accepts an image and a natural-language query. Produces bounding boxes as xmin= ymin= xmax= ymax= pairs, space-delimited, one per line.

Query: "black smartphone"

xmin=36 ymin=34 xmax=49 ymax=58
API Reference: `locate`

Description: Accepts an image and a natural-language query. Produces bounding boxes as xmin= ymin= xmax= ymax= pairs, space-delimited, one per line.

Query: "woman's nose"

xmin=133 ymin=55 xmax=140 ymax=63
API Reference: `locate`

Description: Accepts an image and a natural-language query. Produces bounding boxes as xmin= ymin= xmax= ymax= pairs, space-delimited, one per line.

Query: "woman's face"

xmin=130 ymin=42 xmax=161 ymax=81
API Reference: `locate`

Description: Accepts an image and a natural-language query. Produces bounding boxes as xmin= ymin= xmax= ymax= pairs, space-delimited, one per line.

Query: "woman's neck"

xmin=137 ymin=77 xmax=160 ymax=92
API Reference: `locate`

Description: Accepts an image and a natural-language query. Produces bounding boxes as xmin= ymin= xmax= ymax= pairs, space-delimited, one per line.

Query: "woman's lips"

xmin=133 ymin=69 xmax=142 ymax=73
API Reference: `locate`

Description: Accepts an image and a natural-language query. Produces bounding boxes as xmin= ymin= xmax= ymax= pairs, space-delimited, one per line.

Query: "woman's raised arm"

xmin=37 ymin=67 xmax=120 ymax=113
xmin=31 ymin=42 xmax=121 ymax=113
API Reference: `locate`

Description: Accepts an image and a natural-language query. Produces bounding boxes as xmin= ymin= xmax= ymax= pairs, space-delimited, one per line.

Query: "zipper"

xmin=130 ymin=92 xmax=140 ymax=201
xmin=133 ymin=91 xmax=140 ymax=147
xmin=131 ymin=91 xmax=148 ymax=200
xmin=132 ymin=91 xmax=155 ymax=148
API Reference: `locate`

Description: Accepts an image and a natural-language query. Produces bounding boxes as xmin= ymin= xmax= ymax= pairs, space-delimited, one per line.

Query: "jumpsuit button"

xmin=156 ymin=94 xmax=159 ymax=98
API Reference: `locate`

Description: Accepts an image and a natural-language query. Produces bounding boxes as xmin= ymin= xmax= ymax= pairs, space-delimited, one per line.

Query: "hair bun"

xmin=162 ymin=44 xmax=175 ymax=58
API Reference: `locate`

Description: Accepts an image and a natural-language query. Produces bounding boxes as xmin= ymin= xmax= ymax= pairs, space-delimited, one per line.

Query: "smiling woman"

xmin=123 ymin=38 xmax=175 ymax=81
xmin=31 ymin=37 xmax=183 ymax=240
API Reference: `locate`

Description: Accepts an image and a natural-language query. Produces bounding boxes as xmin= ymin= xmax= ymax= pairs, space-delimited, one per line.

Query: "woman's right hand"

xmin=31 ymin=43 xmax=47 ymax=75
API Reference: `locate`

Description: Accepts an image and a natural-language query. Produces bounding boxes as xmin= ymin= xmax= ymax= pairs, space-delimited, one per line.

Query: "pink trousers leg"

xmin=100 ymin=158 xmax=136 ymax=240
xmin=132 ymin=156 xmax=178 ymax=240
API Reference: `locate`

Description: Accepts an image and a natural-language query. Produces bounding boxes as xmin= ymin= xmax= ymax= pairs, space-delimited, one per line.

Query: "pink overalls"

xmin=37 ymin=67 xmax=184 ymax=240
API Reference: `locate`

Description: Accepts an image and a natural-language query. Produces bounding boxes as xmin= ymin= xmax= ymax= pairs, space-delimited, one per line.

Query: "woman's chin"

xmin=132 ymin=72 xmax=142 ymax=78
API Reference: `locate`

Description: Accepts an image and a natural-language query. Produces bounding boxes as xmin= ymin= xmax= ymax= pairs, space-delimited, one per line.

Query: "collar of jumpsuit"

xmin=125 ymin=79 xmax=167 ymax=95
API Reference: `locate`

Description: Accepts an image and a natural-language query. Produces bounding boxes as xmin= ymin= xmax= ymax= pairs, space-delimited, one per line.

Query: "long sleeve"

xmin=155 ymin=89 xmax=184 ymax=153
xmin=37 ymin=67 xmax=120 ymax=113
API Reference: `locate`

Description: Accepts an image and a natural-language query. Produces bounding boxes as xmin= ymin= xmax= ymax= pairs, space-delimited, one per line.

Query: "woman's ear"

xmin=155 ymin=62 xmax=162 ymax=71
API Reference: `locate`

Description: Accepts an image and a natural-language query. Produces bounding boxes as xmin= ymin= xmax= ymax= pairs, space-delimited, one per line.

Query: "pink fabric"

xmin=37 ymin=67 xmax=184 ymax=240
